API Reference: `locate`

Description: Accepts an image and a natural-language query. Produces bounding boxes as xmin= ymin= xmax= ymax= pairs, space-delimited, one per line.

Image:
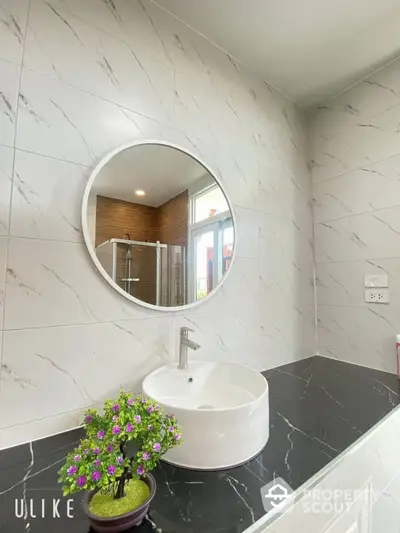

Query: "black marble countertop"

xmin=1 ymin=356 xmax=399 ymax=533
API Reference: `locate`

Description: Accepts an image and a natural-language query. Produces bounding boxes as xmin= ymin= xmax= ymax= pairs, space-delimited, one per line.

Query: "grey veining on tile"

xmin=0 ymin=58 xmax=20 ymax=147
xmin=0 ymin=0 xmax=315 ymax=444
xmin=0 ymin=0 xmax=30 ymax=65
xmin=312 ymin=55 xmax=400 ymax=373
xmin=25 ymin=0 xmax=175 ymax=122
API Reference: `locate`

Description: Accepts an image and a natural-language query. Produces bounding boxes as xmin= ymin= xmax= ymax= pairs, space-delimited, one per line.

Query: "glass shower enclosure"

xmin=96 ymin=238 xmax=186 ymax=307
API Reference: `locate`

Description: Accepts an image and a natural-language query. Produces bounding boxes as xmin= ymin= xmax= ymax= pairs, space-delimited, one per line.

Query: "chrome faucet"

xmin=178 ymin=327 xmax=200 ymax=370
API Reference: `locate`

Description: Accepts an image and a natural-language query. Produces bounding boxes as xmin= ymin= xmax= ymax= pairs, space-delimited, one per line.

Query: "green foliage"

xmin=58 ymin=392 xmax=182 ymax=498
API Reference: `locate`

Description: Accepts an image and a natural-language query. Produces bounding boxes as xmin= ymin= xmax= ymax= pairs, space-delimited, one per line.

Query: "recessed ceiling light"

xmin=135 ymin=190 xmax=145 ymax=196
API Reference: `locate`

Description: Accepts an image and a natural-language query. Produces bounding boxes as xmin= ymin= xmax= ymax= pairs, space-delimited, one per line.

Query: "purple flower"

xmin=93 ymin=447 xmax=101 ymax=455
xmin=152 ymin=443 xmax=161 ymax=452
xmin=141 ymin=398 xmax=146 ymax=404
xmin=106 ymin=444 xmax=113 ymax=453
xmin=168 ymin=426 xmax=175 ymax=433
xmin=137 ymin=465 xmax=145 ymax=476
xmin=147 ymin=406 xmax=154 ymax=413
xmin=112 ymin=415 xmax=119 ymax=422
xmin=97 ymin=430 xmax=105 ymax=440
xmin=127 ymin=398 xmax=134 ymax=406
xmin=112 ymin=404 xmax=119 ymax=413
xmin=126 ymin=423 xmax=134 ymax=433
xmin=93 ymin=459 xmax=101 ymax=466
xmin=147 ymin=424 xmax=153 ymax=431
xmin=142 ymin=452 xmax=151 ymax=461
xmin=112 ymin=425 xmax=121 ymax=435
xmin=116 ymin=456 xmax=123 ymax=465
xmin=77 ymin=476 xmax=87 ymax=488
xmin=174 ymin=434 xmax=182 ymax=441
xmin=67 ymin=465 xmax=77 ymax=476
xmin=73 ymin=454 xmax=81 ymax=462
xmin=84 ymin=414 xmax=93 ymax=424
xmin=91 ymin=471 xmax=101 ymax=482
xmin=108 ymin=465 xmax=116 ymax=475
xmin=84 ymin=448 xmax=90 ymax=455
xmin=155 ymin=404 xmax=160 ymax=410
xmin=166 ymin=414 xmax=173 ymax=419
xmin=134 ymin=415 xmax=141 ymax=424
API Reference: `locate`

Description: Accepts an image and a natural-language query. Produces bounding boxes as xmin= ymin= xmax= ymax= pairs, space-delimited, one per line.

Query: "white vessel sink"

xmin=142 ymin=361 xmax=269 ymax=470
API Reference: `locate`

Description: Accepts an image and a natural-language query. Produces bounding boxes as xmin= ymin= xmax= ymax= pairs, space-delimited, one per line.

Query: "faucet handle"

xmin=180 ymin=326 xmax=194 ymax=334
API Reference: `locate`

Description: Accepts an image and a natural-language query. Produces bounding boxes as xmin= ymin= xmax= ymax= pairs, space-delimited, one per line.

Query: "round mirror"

xmin=82 ymin=141 xmax=236 ymax=310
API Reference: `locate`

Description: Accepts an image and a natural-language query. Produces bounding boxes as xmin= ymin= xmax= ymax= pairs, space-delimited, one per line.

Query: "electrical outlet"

xmin=365 ymin=288 xmax=389 ymax=304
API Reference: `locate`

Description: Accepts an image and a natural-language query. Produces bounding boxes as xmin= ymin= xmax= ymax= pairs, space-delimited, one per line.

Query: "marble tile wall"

xmin=310 ymin=58 xmax=400 ymax=373
xmin=0 ymin=0 xmax=314 ymax=447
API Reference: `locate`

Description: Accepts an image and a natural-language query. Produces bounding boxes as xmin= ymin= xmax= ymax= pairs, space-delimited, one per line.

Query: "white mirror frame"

xmin=81 ymin=140 xmax=238 ymax=312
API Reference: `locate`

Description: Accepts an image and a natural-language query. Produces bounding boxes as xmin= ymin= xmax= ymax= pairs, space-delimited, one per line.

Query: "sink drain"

xmin=197 ymin=404 xmax=214 ymax=409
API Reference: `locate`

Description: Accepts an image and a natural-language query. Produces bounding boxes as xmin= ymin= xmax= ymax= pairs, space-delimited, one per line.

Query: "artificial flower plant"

xmin=58 ymin=391 xmax=182 ymax=499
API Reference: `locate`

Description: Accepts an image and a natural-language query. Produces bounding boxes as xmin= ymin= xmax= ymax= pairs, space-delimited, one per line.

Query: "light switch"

xmin=364 ymin=274 xmax=388 ymax=288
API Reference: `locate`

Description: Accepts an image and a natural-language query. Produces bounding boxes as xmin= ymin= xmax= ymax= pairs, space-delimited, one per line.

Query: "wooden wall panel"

xmin=158 ymin=190 xmax=189 ymax=247
xmin=95 ymin=195 xmax=158 ymax=247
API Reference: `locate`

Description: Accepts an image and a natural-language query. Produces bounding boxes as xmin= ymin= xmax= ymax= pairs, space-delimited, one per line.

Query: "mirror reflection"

xmin=85 ymin=143 xmax=235 ymax=308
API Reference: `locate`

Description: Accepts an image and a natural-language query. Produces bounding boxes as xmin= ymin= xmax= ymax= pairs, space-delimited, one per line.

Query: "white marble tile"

xmin=316 ymin=261 xmax=366 ymax=307
xmin=10 ymin=150 xmax=89 ymax=241
xmin=315 ymin=206 xmax=400 ymax=263
xmin=313 ymin=154 xmax=400 ymax=223
xmin=174 ymin=65 xmax=258 ymax=150
xmin=0 ymin=407 xmax=84 ymax=450
xmin=259 ymin=304 xmax=316 ymax=371
xmin=0 ymin=58 xmax=19 ymax=147
xmin=0 ymin=0 xmax=29 ymax=65
xmin=0 ymin=316 xmax=172 ymax=427
xmin=311 ymin=58 xmax=400 ymax=142
xmin=316 ymin=258 xmax=400 ymax=309
xmin=311 ymin=103 xmax=400 ymax=183
xmin=133 ymin=0 xmax=246 ymax=86
xmin=260 ymin=257 xmax=314 ymax=311
xmin=172 ymin=310 xmax=264 ymax=370
xmin=0 ymin=0 xmax=315 ymax=440
xmin=4 ymin=238 xmax=165 ymax=330
xmin=16 ymin=68 xmax=184 ymax=166
xmin=372 ymin=474 xmax=400 ymax=533
xmin=258 ymin=252 xmax=315 ymax=368
xmin=47 ymin=0 xmax=174 ymax=67
xmin=0 ymin=145 xmax=13 ymax=235
xmin=25 ymin=0 xmax=174 ymax=123
xmin=0 ymin=237 xmax=7 ymax=327
xmin=318 ymin=305 xmax=397 ymax=373
xmin=258 ymin=163 xmax=310 ymax=216
xmin=233 ymin=207 xmax=262 ymax=259
xmin=259 ymin=210 xmax=313 ymax=267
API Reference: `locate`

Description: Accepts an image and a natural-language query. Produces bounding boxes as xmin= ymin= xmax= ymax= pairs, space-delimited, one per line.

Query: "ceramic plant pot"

xmin=81 ymin=474 xmax=156 ymax=532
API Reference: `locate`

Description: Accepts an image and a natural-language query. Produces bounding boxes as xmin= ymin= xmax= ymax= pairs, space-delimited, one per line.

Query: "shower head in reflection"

xmin=123 ymin=234 xmax=132 ymax=260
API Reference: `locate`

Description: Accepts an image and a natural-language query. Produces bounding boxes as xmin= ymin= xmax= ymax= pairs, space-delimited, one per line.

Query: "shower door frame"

xmin=110 ymin=238 xmax=167 ymax=306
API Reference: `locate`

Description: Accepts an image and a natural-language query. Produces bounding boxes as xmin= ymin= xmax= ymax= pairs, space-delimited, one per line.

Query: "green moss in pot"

xmin=58 ymin=391 xmax=182 ymax=532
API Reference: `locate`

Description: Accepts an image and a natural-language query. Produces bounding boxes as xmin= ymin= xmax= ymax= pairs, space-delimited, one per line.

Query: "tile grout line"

xmin=0 ymin=0 xmax=33 ymax=397
xmin=314 ymin=202 xmax=400 ymax=225
xmin=312 ymin=148 xmax=400 ymax=185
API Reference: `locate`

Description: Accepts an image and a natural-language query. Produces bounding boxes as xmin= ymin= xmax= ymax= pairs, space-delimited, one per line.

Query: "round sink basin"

xmin=142 ymin=361 xmax=269 ymax=470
